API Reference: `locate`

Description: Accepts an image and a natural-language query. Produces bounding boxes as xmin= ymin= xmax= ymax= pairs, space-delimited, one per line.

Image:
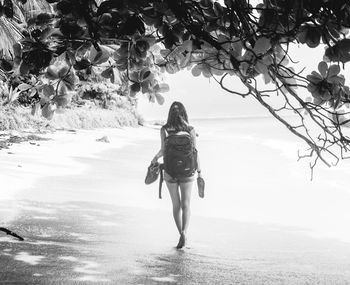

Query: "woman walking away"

xmin=152 ymin=101 xmax=202 ymax=249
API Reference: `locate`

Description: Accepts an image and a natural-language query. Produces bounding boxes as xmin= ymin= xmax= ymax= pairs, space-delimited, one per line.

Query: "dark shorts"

xmin=163 ymin=171 xmax=195 ymax=184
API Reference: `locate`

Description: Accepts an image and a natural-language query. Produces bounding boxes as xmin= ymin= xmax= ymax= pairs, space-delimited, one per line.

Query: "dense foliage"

xmin=1 ymin=0 xmax=350 ymax=169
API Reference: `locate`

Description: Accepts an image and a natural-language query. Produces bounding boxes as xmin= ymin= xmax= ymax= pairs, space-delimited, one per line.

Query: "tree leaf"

xmin=42 ymin=84 xmax=55 ymax=97
xmin=191 ymin=65 xmax=202 ymax=77
xmin=129 ymin=89 xmax=137 ymax=98
xmin=307 ymin=72 xmax=323 ymax=83
xmin=255 ymin=61 xmax=268 ymax=75
xmin=165 ymin=62 xmax=180 ymax=74
xmin=3 ymin=0 xmax=14 ymax=18
xmin=90 ymin=45 xmax=113 ymax=65
xmin=140 ymin=68 xmax=151 ymax=81
xmin=297 ymin=27 xmax=308 ymax=44
xmin=17 ymin=83 xmax=32 ymax=92
xmin=101 ymin=67 xmax=113 ymax=78
xmin=19 ymin=62 xmax=30 ymax=76
xmin=179 ymin=52 xmax=191 ymax=68
xmin=73 ymin=58 xmax=91 ymax=70
xmin=160 ymin=49 xmax=170 ymax=58
xmin=54 ymin=96 xmax=69 ymax=108
xmin=40 ymin=26 xmax=58 ymax=41
xmin=110 ymin=70 xmax=115 ymax=83
xmin=41 ymin=103 xmax=55 ymax=120
xmin=58 ymin=83 xmax=68 ymax=96
xmin=254 ymin=37 xmax=271 ymax=54
xmin=76 ymin=42 xmax=92 ymax=59
xmin=213 ymin=2 xmax=224 ymax=16
xmin=182 ymin=40 xmax=193 ymax=52
xmin=54 ymin=89 xmax=72 ymax=108
xmin=62 ymin=72 xmax=77 ymax=90
xmin=262 ymin=72 xmax=272 ymax=84
xmin=156 ymin=83 xmax=170 ymax=93
xmin=130 ymin=82 xmax=141 ymax=93
xmin=201 ymin=64 xmax=212 ymax=78
xmin=141 ymin=81 xmax=150 ymax=94
xmin=327 ymin=64 xmax=340 ymax=78
xmin=58 ymin=65 xmax=69 ymax=77
xmin=115 ymin=57 xmax=127 ymax=71
xmin=129 ymin=71 xmax=140 ymax=82
xmin=155 ymin=93 xmax=164 ymax=105
xmin=224 ymin=0 xmax=232 ymax=8
xmin=318 ymin=61 xmax=328 ymax=78
xmin=13 ymin=43 xmax=22 ymax=58
xmin=0 ymin=59 xmax=13 ymax=71
xmin=29 ymin=88 xmax=37 ymax=98
xmin=305 ymin=27 xmax=321 ymax=48
xmin=239 ymin=62 xmax=250 ymax=76
xmin=148 ymin=94 xmax=155 ymax=103
xmin=46 ymin=65 xmax=59 ymax=80
xmin=325 ymin=39 xmax=350 ymax=63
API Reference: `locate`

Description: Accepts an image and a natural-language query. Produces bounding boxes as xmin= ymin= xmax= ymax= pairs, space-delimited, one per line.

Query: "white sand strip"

xmin=0 ymin=127 xmax=155 ymax=222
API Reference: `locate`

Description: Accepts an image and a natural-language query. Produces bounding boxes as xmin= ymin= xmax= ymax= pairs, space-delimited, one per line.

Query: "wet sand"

xmin=1 ymin=126 xmax=350 ymax=284
xmin=1 ymin=200 xmax=350 ymax=284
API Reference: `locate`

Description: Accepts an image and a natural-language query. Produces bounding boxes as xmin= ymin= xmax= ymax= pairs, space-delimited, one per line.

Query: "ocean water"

xmin=189 ymin=116 xmax=350 ymax=242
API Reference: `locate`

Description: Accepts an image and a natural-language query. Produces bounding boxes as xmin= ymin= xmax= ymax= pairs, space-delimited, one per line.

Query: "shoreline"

xmin=2 ymin=124 xmax=350 ymax=242
xmin=1 ymin=125 xmax=350 ymax=283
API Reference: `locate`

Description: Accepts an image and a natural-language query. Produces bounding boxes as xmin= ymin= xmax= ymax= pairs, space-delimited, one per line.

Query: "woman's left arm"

xmin=151 ymin=127 xmax=166 ymax=163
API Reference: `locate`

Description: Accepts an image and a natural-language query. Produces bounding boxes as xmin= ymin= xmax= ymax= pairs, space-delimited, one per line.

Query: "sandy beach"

xmin=1 ymin=122 xmax=350 ymax=284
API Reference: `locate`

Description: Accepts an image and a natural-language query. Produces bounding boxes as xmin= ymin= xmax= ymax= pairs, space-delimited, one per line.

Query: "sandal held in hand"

xmin=197 ymin=176 xmax=205 ymax=198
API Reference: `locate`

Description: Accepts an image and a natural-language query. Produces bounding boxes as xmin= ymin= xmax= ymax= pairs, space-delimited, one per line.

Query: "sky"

xmin=137 ymin=43 xmax=339 ymax=121
xmin=137 ymin=70 xmax=267 ymax=120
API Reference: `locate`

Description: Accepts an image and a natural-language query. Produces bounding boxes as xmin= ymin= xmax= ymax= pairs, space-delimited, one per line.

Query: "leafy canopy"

xmin=1 ymin=0 xmax=350 ymax=169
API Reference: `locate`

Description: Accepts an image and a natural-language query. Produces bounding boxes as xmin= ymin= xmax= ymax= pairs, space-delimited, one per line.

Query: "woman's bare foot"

xmin=176 ymin=232 xmax=186 ymax=249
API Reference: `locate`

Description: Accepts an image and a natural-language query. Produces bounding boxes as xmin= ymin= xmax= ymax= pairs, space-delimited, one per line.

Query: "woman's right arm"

xmin=191 ymin=128 xmax=202 ymax=177
xmin=151 ymin=127 xmax=166 ymax=163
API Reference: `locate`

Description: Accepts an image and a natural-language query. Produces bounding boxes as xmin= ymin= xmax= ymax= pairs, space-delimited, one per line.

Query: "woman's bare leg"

xmin=166 ymin=181 xmax=182 ymax=234
xmin=178 ymin=181 xmax=194 ymax=247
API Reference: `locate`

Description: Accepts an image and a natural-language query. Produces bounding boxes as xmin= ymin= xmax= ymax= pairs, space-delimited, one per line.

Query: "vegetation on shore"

xmin=0 ymin=105 xmax=44 ymax=131
xmin=0 ymin=97 xmax=141 ymax=131
xmin=49 ymin=103 xmax=140 ymax=130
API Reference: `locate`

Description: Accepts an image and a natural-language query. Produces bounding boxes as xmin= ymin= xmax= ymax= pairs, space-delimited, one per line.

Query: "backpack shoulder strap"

xmin=162 ymin=126 xmax=170 ymax=138
xmin=159 ymin=164 xmax=164 ymax=199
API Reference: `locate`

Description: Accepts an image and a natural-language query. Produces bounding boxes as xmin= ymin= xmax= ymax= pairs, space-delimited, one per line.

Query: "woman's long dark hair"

xmin=164 ymin=101 xmax=191 ymax=132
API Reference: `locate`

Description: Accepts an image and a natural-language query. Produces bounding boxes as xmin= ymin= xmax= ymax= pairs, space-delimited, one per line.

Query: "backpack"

xmin=163 ymin=128 xmax=197 ymax=179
